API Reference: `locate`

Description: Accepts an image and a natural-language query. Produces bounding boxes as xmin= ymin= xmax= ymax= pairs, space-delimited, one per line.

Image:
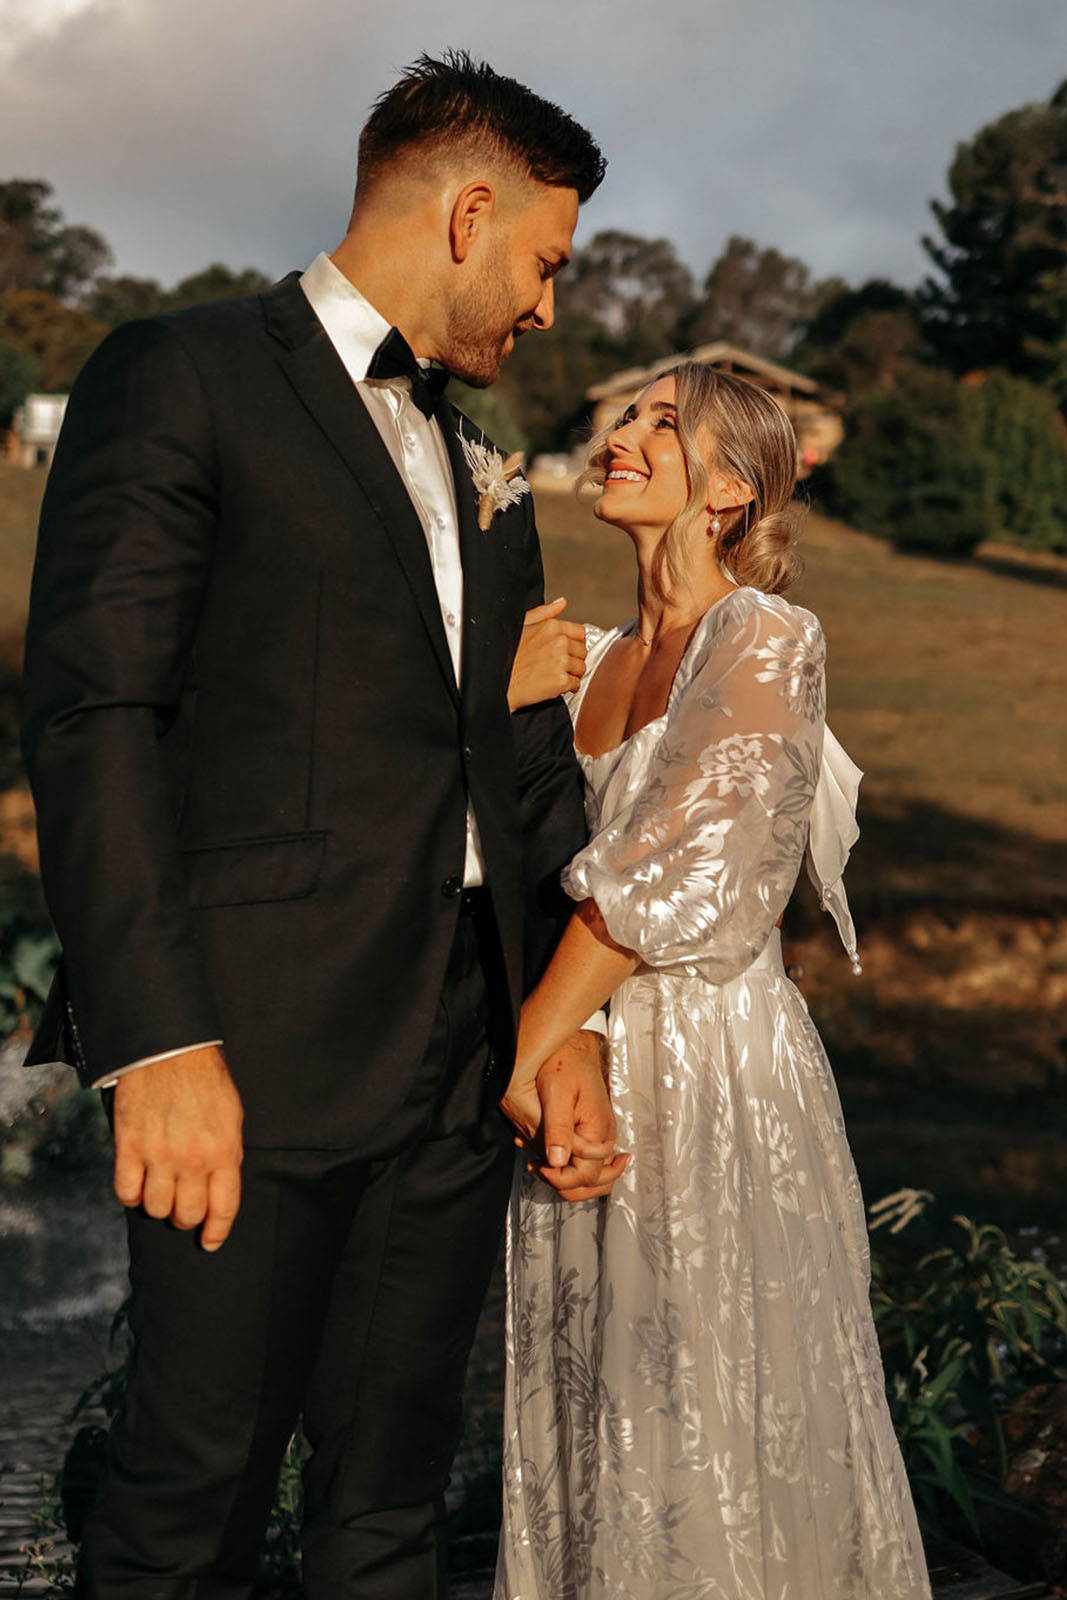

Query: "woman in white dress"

xmin=495 ymin=363 xmax=931 ymax=1599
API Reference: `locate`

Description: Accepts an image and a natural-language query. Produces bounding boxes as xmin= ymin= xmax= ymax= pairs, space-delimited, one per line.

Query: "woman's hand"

xmin=508 ymin=598 xmax=587 ymax=710
xmin=500 ymin=1071 xmax=542 ymax=1144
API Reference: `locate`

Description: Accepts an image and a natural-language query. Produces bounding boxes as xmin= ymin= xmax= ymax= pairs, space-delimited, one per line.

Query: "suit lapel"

xmin=438 ymin=404 xmax=494 ymax=712
xmin=263 ymin=275 xmax=458 ymax=702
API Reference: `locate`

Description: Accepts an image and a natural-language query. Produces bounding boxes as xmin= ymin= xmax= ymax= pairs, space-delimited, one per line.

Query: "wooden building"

xmin=587 ymin=344 xmax=843 ymax=474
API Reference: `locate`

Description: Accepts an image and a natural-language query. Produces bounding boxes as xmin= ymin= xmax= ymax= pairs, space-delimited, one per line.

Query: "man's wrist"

xmin=91 ymin=1039 xmax=225 ymax=1092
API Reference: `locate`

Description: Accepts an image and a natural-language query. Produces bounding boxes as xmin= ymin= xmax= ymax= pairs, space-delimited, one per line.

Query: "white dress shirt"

xmin=91 ymin=252 xmax=602 ymax=1089
xmin=300 ymin=252 xmax=488 ymax=882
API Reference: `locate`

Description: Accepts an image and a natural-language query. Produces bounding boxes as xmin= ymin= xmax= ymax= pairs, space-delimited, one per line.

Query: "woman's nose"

xmin=607 ymin=417 xmax=637 ymax=455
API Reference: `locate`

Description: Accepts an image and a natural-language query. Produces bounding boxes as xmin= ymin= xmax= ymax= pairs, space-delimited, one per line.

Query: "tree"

xmin=560 ymin=230 xmax=694 ymax=368
xmin=447 ymin=378 xmax=529 ymax=456
xmin=0 ymin=335 xmax=42 ymax=427
xmin=164 ymin=264 xmax=272 ymax=311
xmin=493 ymin=313 xmax=611 ymax=453
xmin=0 ymin=290 xmax=108 ymax=392
xmin=87 ymin=265 xmax=274 ymax=327
xmin=86 ymin=274 xmax=168 ymax=325
xmin=687 ymin=235 xmax=838 ymax=360
xmin=0 ymin=180 xmax=112 ymax=302
xmin=921 ymin=81 xmax=1067 ymax=397
xmin=792 ymin=279 xmax=927 ymax=400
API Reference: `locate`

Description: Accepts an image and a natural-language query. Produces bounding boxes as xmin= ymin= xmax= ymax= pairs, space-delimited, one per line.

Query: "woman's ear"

xmin=449 ymin=181 xmax=496 ymax=263
xmin=708 ymin=474 xmax=755 ymax=514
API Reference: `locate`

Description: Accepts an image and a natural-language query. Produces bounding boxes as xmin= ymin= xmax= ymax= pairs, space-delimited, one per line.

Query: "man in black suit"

xmin=22 ymin=52 xmax=618 ymax=1598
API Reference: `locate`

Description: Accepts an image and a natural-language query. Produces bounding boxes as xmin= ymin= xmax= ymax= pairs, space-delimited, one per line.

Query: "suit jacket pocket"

xmin=183 ymin=830 xmax=327 ymax=908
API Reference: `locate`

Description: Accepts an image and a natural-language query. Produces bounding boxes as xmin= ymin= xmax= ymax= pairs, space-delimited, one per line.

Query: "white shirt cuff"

xmin=91 ymin=1041 xmax=224 ymax=1092
xmin=578 ymin=1010 xmax=608 ymax=1037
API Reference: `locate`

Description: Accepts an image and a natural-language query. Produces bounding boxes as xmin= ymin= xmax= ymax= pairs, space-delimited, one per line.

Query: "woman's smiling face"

xmin=594 ymin=377 xmax=693 ymax=532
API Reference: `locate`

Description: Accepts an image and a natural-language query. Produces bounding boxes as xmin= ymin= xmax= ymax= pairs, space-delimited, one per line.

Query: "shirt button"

xmin=445 ymin=611 xmax=458 ymax=629
xmin=436 ymin=514 xmax=447 ymax=528
xmin=441 ymin=875 xmax=462 ymax=899
xmin=404 ymin=434 xmax=417 ymax=449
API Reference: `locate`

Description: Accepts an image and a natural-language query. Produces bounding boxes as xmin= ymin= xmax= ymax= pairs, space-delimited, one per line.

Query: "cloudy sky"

xmin=3 ymin=0 xmax=1064 ymax=293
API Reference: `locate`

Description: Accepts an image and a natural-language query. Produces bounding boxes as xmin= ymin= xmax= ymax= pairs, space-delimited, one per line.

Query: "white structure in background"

xmin=12 ymin=393 xmax=68 ymax=469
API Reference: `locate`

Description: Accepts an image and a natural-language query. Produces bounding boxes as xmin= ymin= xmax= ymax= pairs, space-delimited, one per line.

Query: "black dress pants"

xmin=76 ymin=899 xmax=516 ymax=1600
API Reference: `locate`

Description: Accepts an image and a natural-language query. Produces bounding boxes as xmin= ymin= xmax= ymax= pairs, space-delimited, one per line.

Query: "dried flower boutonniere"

xmin=459 ymin=431 xmax=531 ymax=530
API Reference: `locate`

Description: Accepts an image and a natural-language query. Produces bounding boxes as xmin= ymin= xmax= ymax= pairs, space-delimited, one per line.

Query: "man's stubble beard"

xmin=441 ymin=236 xmax=523 ymax=390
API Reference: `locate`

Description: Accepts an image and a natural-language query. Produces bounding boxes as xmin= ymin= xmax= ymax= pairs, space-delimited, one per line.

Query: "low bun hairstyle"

xmin=582 ymin=361 xmax=803 ymax=596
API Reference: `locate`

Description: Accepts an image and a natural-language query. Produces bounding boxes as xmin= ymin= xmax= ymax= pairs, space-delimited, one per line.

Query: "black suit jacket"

xmin=21 ymin=273 xmax=587 ymax=1149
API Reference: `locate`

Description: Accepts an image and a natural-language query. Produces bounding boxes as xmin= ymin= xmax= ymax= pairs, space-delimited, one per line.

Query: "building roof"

xmin=587 ymin=343 xmax=821 ymax=403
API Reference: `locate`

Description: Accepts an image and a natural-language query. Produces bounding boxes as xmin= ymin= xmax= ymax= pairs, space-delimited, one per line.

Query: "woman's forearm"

xmin=514 ymin=900 xmax=638 ymax=1080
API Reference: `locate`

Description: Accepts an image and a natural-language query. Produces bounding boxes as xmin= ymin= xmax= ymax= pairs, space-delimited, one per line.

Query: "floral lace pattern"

xmin=495 ymin=589 xmax=931 ymax=1600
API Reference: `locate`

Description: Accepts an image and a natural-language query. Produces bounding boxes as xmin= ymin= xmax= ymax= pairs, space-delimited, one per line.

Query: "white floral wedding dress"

xmin=495 ymin=587 xmax=931 ymax=1600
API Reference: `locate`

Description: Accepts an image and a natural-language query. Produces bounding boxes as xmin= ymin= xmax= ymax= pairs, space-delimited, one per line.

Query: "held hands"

xmin=112 ymin=1044 xmax=244 ymax=1252
xmin=501 ymin=1030 xmax=629 ymax=1202
xmin=507 ymin=598 xmax=587 ymax=711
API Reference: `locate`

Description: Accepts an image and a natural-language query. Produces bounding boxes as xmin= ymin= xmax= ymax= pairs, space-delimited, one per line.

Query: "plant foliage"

xmin=869 ymin=1190 xmax=1067 ymax=1540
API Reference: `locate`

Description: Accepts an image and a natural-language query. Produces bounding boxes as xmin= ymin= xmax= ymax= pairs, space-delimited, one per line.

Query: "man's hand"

xmin=507 ymin=599 xmax=587 ymax=710
xmin=112 ymin=1044 xmax=244 ymax=1251
xmin=533 ymin=1030 xmax=628 ymax=1202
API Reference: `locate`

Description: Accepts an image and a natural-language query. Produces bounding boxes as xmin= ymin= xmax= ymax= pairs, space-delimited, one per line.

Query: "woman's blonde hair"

xmin=580 ymin=361 xmax=803 ymax=595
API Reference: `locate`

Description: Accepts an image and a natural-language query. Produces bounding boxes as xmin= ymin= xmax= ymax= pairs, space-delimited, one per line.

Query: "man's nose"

xmin=532 ymin=278 xmax=555 ymax=332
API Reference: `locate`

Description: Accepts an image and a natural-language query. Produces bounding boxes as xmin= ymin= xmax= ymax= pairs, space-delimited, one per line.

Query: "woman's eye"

xmin=655 ymin=415 xmax=677 ymax=430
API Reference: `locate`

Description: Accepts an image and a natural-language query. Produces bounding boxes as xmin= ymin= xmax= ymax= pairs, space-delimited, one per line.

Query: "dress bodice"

xmin=562 ymin=588 xmax=862 ymax=974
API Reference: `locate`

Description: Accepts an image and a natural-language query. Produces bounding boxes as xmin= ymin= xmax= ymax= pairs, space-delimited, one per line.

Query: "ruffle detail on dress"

xmin=805 ymin=724 xmax=863 ymax=970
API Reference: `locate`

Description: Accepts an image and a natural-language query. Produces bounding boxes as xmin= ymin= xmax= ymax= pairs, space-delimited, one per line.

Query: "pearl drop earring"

xmin=710 ymin=515 xmax=722 ymax=535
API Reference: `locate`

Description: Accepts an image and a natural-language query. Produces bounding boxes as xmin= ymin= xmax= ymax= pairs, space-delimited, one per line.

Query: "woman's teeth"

xmin=607 ymin=470 xmax=645 ymax=482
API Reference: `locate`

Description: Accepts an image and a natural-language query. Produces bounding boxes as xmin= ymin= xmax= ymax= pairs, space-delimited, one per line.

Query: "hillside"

xmin=2 ymin=467 xmax=1065 ymax=1215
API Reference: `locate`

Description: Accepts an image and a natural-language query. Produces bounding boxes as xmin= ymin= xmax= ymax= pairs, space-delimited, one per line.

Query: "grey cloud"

xmin=1 ymin=0 xmax=1064 ymax=291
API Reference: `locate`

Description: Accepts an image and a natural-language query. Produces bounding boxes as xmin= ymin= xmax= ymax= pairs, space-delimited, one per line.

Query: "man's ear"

xmin=449 ymin=181 xmax=496 ymax=263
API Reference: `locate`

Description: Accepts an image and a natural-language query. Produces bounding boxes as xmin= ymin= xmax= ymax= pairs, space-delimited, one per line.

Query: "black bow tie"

xmin=366 ymin=327 xmax=450 ymax=418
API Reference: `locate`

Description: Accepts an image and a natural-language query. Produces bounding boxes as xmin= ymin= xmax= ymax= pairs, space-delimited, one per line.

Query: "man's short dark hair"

xmin=357 ymin=50 xmax=606 ymax=203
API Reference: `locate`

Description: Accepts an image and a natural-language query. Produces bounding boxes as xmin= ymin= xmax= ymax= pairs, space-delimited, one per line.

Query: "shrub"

xmin=869 ymin=1189 xmax=1067 ymax=1541
xmin=964 ymin=372 xmax=1067 ymax=553
xmin=824 ymin=370 xmax=998 ymax=555
xmin=0 ymin=867 xmax=59 ymax=1043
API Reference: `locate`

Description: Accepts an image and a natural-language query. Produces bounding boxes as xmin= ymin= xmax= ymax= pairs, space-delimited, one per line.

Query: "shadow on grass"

xmin=841 ymin=792 xmax=1067 ymax=916
xmin=972 ymin=549 xmax=1067 ymax=592
xmin=784 ymin=793 xmax=1066 ymax=1221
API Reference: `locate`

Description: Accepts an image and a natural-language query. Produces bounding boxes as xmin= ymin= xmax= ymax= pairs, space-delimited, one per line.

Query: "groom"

xmin=22 ymin=52 xmax=614 ymax=1599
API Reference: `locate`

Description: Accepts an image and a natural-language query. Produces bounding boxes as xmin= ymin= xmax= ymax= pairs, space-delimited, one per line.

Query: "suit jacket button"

xmin=441 ymin=875 xmax=463 ymax=899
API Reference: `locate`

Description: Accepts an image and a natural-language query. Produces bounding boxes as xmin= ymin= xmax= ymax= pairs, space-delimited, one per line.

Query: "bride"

xmin=496 ymin=364 xmax=931 ymax=1599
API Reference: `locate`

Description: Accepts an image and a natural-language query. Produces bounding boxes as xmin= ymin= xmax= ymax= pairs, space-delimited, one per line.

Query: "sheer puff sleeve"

xmin=562 ymin=590 xmax=826 ymax=982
